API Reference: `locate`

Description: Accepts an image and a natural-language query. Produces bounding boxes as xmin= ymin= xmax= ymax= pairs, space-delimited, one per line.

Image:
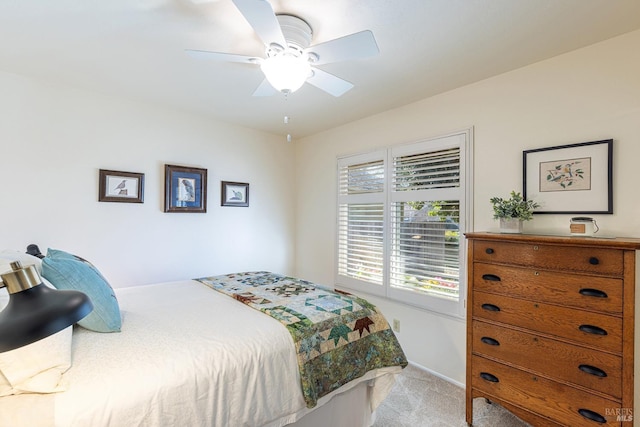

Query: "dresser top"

xmin=465 ymin=232 xmax=640 ymax=250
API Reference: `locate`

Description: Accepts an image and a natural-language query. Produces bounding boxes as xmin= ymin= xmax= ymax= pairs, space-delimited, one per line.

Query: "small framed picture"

xmin=221 ymin=181 xmax=249 ymax=207
xmin=98 ymin=169 xmax=144 ymax=203
xmin=164 ymin=164 xmax=207 ymax=213
xmin=523 ymin=139 xmax=613 ymax=214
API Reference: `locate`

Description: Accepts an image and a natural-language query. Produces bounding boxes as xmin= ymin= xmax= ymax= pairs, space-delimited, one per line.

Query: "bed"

xmin=0 ymin=250 xmax=407 ymax=427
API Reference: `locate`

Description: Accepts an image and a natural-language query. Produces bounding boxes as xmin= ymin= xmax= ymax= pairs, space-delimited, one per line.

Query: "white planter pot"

xmin=499 ymin=218 xmax=523 ymax=234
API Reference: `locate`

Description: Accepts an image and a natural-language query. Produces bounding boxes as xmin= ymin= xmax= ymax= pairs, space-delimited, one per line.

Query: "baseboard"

xmin=407 ymin=360 xmax=465 ymax=389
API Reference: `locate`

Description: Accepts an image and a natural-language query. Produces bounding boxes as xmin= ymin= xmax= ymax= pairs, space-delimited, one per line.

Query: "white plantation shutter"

xmin=338 ymin=159 xmax=384 ymax=194
xmin=388 ymin=135 xmax=466 ymax=314
xmin=393 ymin=148 xmax=460 ymax=191
xmin=337 ymin=155 xmax=386 ymax=291
xmin=336 ymin=130 xmax=472 ymax=317
xmin=337 ymin=203 xmax=384 ymax=285
xmin=390 ymin=143 xmax=461 ymax=300
xmin=389 ymin=200 xmax=460 ymax=299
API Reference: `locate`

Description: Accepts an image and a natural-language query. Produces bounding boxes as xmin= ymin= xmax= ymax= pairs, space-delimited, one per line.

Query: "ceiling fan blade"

xmin=306 ymin=68 xmax=354 ymax=97
xmin=307 ymin=30 xmax=379 ymax=65
xmin=252 ymin=78 xmax=278 ymax=96
xmin=185 ymin=49 xmax=260 ymax=64
xmin=232 ymin=0 xmax=286 ymax=48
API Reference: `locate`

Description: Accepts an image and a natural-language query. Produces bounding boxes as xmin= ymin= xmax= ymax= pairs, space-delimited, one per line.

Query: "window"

xmin=336 ymin=130 xmax=472 ymax=317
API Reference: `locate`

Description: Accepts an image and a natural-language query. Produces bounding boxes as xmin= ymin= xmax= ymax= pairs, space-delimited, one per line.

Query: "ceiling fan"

xmin=186 ymin=0 xmax=379 ymax=97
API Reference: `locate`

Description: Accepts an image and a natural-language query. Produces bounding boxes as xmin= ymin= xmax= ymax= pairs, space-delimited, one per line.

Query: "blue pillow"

xmin=42 ymin=249 xmax=121 ymax=333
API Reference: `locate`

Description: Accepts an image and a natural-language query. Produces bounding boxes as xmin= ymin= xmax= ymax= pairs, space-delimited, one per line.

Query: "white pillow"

xmin=0 ymin=326 xmax=72 ymax=396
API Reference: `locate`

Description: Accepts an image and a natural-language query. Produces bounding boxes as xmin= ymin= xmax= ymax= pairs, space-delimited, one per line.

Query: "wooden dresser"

xmin=465 ymin=232 xmax=640 ymax=426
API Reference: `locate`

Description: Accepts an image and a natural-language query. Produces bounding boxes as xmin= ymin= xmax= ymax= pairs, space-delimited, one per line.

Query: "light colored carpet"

xmin=373 ymin=363 xmax=531 ymax=427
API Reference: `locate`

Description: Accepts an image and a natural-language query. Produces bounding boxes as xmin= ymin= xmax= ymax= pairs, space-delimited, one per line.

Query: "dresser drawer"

xmin=471 ymin=356 xmax=621 ymax=426
xmin=472 ymin=320 xmax=622 ymax=398
xmin=472 ymin=240 xmax=623 ymax=275
xmin=473 ymin=262 xmax=623 ymax=314
xmin=473 ymin=291 xmax=622 ymax=353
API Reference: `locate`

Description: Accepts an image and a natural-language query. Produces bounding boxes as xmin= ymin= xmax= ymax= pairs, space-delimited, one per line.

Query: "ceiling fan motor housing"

xmin=271 ymin=14 xmax=312 ymax=57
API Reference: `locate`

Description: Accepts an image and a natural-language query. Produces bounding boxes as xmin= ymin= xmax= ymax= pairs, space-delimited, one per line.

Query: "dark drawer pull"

xmin=589 ymin=257 xmax=600 ymax=265
xmin=579 ymin=364 xmax=607 ymax=378
xmin=578 ymin=408 xmax=606 ymax=424
xmin=485 ymin=248 xmax=494 ymax=254
xmin=481 ymin=274 xmax=501 ymax=282
xmin=479 ymin=372 xmax=499 ymax=383
xmin=579 ymin=324 xmax=608 ymax=336
xmin=481 ymin=303 xmax=500 ymax=312
xmin=579 ymin=288 xmax=608 ymax=298
xmin=480 ymin=337 xmax=500 ymax=346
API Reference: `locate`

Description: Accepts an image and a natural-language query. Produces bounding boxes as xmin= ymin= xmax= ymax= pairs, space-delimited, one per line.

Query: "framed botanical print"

xmin=523 ymin=139 xmax=612 ymax=214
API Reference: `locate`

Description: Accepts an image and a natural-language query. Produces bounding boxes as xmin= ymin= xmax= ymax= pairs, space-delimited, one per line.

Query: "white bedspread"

xmin=0 ymin=280 xmax=399 ymax=427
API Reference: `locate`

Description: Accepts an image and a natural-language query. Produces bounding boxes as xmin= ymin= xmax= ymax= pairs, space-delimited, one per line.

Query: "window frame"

xmin=335 ymin=129 xmax=474 ymax=318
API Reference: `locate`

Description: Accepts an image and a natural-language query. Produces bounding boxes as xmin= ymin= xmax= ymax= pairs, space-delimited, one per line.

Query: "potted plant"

xmin=490 ymin=191 xmax=540 ymax=233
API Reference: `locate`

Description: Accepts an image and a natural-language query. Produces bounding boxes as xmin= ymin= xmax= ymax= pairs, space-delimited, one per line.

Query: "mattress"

xmin=0 ymin=279 xmax=402 ymax=427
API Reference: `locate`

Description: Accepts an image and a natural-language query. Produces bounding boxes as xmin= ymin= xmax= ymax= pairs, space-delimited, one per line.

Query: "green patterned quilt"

xmin=195 ymin=271 xmax=407 ymax=408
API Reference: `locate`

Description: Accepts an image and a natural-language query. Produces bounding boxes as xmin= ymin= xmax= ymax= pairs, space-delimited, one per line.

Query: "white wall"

xmin=294 ymin=30 xmax=640 ymax=384
xmin=0 ymin=71 xmax=296 ymax=287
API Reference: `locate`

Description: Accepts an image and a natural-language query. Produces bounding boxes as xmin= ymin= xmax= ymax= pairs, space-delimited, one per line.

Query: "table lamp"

xmin=0 ymin=261 xmax=93 ymax=352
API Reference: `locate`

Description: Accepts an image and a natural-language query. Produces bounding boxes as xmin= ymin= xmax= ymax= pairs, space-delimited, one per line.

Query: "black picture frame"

xmin=98 ymin=169 xmax=144 ymax=203
xmin=164 ymin=164 xmax=207 ymax=213
xmin=221 ymin=181 xmax=249 ymax=207
xmin=523 ymin=139 xmax=613 ymax=214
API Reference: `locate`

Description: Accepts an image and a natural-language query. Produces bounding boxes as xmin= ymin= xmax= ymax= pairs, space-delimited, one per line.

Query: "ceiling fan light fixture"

xmin=260 ymin=52 xmax=311 ymax=93
xmin=186 ymin=5 xmax=378 ymax=98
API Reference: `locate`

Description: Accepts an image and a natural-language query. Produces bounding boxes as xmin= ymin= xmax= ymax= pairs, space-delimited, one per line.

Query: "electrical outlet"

xmin=392 ymin=319 xmax=400 ymax=333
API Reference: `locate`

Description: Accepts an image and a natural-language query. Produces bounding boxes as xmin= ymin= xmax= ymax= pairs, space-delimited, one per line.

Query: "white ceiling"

xmin=1 ymin=0 xmax=640 ymax=139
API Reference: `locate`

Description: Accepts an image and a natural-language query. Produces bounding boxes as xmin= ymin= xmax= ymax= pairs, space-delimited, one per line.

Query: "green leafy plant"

xmin=490 ymin=191 xmax=539 ymax=221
